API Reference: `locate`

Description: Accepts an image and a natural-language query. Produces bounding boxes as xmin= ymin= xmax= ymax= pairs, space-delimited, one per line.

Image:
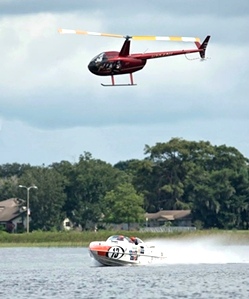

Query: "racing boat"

xmin=89 ymin=235 xmax=166 ymax=266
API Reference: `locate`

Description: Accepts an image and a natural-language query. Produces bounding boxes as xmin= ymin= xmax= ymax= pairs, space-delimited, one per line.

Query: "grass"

xmin=0 ymin=229 xmax=249 ymax=247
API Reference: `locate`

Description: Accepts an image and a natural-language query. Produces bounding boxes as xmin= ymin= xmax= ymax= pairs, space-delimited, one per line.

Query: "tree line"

xmin=0 ymin=138 xmax=249 ymax=231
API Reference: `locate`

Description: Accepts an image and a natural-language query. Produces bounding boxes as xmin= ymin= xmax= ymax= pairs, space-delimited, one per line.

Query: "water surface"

xmin=0 ymin=242 xmax=248 ymax=299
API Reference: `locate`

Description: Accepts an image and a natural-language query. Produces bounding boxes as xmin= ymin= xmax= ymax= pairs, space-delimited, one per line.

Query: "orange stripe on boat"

xmin=89 ymin=244 xmax=111 ymax=256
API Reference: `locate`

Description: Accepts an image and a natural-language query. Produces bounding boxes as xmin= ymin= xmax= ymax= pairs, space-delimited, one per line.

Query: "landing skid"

xmin=101 ymin=83 xmax=137 ymax=87
xmin=101 ymin=73 xmax=137 ymax=87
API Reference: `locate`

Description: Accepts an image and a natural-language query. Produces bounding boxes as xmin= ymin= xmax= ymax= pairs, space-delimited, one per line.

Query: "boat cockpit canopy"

xmin=106 ymin=235 xmax=143 ymax=244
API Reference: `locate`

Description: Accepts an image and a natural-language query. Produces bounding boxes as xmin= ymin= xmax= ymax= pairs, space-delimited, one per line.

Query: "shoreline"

xmin=1 ymin=230 xmax=249 ymax=247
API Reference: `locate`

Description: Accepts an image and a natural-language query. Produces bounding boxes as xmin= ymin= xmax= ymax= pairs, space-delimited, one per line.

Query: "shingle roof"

xmin=0 ymin=198 xmax=25 ymax=222
xmin=145 ymin=210 xmax=191 ymax=221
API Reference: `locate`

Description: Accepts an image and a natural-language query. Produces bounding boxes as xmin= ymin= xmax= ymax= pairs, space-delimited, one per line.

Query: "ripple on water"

xmin=0 ymin=247 xmax=249 ymax=299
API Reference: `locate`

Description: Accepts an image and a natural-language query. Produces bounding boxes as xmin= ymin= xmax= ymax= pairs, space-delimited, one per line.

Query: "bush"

xmin=0 ymin=225 xmax=6 ymax=232
xmin=194 ymin=220 xmax=203 ymax=229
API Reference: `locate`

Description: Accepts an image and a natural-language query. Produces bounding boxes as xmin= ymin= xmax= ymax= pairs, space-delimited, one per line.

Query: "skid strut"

xmin=101 ymin=73 xmax=137 ymax=86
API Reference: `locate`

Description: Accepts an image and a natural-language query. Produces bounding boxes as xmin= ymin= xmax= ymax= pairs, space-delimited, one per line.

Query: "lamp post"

xmin=19 ymin=185 xmax=38 ymax=233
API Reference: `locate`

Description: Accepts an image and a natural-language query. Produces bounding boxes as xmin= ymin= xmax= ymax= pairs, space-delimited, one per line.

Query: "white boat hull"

xmin=89 ymin=235 xmax=166 ymax=266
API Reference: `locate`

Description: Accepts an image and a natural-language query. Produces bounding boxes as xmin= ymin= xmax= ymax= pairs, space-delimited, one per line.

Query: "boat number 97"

xmin=107 ymin=246 xmax=124 ymax=259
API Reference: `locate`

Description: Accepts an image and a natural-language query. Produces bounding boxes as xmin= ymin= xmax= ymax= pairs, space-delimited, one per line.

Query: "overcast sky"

xmin=0 ymin=0 xmax=249 ymax=166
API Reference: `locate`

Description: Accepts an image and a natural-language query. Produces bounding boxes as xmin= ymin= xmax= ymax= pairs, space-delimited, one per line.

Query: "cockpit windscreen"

xmin=90 ymin=52 xmax=107 ymax=65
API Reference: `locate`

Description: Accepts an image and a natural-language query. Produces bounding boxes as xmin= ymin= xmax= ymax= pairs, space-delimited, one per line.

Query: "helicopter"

xmin=58 ymin=28 xmax=210 ymax=86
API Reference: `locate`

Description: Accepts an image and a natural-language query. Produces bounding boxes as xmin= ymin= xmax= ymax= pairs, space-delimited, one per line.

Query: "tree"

xmin=1 ymin=137 xmax=249 ymax=231
xmin=56 ymin=152 xmax=127 ymax=230
xmin=130 ymin=138 xmax=249 ymax=229
xmin=102 ymin=182 xmax=145 ymax=230
xmin=139 ymin=138 xmax=196 ymax=211
xmin=0 ymin=163 xmax=32 ymax=200
xmin=0 ymin=176 xmax=19 ymax=200
xmin=0 ymin=163 xmax=31 ymax=178
xmin=19 ymin=166 xmax=66 ymax=231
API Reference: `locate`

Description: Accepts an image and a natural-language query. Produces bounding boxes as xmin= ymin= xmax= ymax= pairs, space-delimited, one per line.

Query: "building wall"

xmin=146 ymin=217 xmax=192 ymax=228
xmin=61 ymin=218 xmax=73 ymax=231
xmin=2 ymin=215 xmax=26 ymax=233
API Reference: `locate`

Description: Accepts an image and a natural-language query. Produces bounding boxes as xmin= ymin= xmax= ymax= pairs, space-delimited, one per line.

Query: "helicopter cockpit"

xmin=88 ymin=51 xmax=123 ymax=76
xmin=92 ymin=52 xmax=107 ymax=64
xmin=88 ymin=52 xmax=108 ymax=72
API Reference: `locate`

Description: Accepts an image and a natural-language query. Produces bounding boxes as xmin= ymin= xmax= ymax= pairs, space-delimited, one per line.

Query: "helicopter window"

xmin=91 ymin=52 xmax=107 ymax=64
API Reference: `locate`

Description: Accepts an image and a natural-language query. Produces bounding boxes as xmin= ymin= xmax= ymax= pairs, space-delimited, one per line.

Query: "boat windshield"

xmin=106 ymin=235 xmax=144 ymax=244
xmin=107 ymin=235 xmax=131 ymax=243
xmin=135 ymin=238 xmax=143 ymax=244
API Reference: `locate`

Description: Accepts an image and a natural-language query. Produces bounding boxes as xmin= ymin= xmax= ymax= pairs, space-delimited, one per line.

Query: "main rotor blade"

xmin=58 ymin=28 xmax=124 ymax=38
xmin=131 ymin=35 xmax=200 ymax=42
xmin=58 ymin=29 xmax=200 ymax=42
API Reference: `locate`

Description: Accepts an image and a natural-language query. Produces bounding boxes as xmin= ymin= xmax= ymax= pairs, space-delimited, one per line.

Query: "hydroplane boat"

xmin=89 ymin=235 xmax=166 ymax=266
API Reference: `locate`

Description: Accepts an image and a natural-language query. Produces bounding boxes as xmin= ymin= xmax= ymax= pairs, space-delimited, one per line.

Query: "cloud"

xmin=1 ymin=1 xmax=249 ymax=18
xmin=0 ymin=1 xmax=249 ymax=165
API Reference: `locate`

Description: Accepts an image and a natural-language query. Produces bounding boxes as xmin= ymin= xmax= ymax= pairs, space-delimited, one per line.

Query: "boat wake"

xmin=149 ymin=236 xmax=249 ymax=265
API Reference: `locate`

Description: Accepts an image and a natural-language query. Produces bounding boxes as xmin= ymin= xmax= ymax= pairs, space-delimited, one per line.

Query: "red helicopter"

xmin=58 ymin=28 xmax=210 ymax=86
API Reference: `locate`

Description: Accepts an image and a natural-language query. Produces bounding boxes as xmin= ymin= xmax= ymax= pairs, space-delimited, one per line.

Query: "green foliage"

xmin=1 ymin=139 xmax=249 ymax=231
xmin=0 ymin=225 xmax=6 ymax=232
xmin=19 ymin=166 xmax=66 ymax=231
xmin=1 ymin=230 xmax=249 ymax=247
xmin=0 ymin=176 xmax=19 ymax=199
xmin=142 ymin=138 xmax=249 ymax=229
xmin=52 ymin=152 xmax=129 ymax=230
xmin=102 ymin=182 xmax=145 ymax=229
xmin=0 ymin=163 xmax=31 ymax=178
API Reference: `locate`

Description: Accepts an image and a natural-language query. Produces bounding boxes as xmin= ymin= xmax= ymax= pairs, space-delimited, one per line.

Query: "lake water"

xmin=0 ymin=238 xmax=249 ymax=299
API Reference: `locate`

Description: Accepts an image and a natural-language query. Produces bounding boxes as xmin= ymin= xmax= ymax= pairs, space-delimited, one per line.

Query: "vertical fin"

xmin=195 ymin=35 xmax=211 ymax=59
xmin=119 ymin=40 xmax=130 ymax=57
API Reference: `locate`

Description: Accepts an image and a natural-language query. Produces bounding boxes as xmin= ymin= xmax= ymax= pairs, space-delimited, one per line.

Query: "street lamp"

xmin=19 ymin=185 xmax=38 ymax=233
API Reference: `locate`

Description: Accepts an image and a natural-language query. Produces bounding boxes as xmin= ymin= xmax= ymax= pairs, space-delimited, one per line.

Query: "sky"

xmin=0 ymin=0 xmax=249 ymax=166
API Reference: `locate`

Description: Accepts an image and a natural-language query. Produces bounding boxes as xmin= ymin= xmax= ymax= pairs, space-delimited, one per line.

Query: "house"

xmin=0 ymin=198 xmax=27 ymax=233
xmin=145 ymin=210 xmax=192 ymax=227
xmin=61 ymin=217 xmax=73 ymax=231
